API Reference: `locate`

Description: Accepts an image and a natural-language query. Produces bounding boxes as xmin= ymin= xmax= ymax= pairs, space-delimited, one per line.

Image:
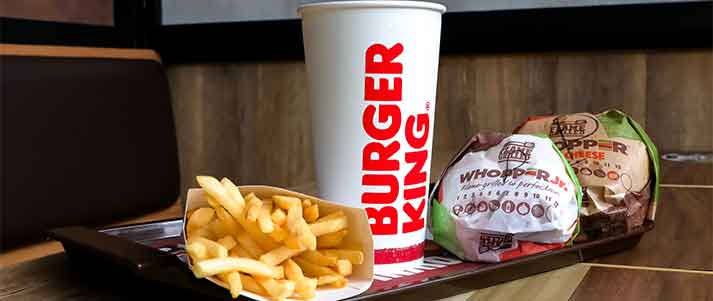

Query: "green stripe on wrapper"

xmin=527 ymin=131 xmax=583 ymax=212
xmin=550 ymin=138 xmax=583 ymax=245
xmin=430 ymin=199 xmax=464 ymax=259
xmin=597 ymin=110 xmax=642 ymax=141
xmin=597 ymin=110 xmax=660 ymax=203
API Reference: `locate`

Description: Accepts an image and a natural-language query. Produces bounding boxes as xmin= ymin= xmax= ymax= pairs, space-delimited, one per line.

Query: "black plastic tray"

xmin=49 ymin=219 xmax=653 ymax=300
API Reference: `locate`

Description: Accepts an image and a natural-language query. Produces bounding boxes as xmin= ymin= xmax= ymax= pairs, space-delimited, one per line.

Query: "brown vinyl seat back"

xmin=0 ymin=44 xmax=179 ymax=250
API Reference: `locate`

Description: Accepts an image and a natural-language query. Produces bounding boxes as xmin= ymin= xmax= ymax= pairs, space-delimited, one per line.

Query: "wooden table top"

xmin=1 ymin=161 xmax=711 ymax=300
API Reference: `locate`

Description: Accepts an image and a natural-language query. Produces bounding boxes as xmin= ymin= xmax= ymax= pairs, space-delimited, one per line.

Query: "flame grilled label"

xmin=549 ymin=119 xmax=586 ymax=137
xmin=498 ymin=141 xmax=535 ymax=164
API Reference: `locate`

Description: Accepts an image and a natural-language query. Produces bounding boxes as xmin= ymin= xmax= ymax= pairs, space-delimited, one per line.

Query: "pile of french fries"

xmin=185 ymin=176 xmax=364 ymax=300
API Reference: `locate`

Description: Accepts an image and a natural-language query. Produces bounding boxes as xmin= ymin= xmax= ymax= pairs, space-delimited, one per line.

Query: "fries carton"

xmin=182 ymin=185 xmax=374 ymax=301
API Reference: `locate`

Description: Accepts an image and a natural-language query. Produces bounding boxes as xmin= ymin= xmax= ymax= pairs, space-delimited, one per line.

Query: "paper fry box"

xmin=182 ymin=185 xmax=374 ymax=301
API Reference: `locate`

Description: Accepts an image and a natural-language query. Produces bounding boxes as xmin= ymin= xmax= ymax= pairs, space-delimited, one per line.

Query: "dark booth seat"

xmin=0 ymin=44 xmax=179 ymax=250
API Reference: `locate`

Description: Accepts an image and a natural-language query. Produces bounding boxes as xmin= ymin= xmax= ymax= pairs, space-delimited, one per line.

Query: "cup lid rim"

xmin=298 ymin=1 xmax=447 ymax=16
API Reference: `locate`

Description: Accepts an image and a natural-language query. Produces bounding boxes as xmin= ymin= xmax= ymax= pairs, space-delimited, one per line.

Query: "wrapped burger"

xmin=514 ymin=110 xmax=660 ymax=241
xmin=430 ymin=133 xmax=582 ymax=262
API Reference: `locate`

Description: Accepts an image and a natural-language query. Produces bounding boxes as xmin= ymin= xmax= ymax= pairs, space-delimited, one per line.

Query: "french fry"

xmin=186 ymin=242 xmax=208 ymax=261
xmin=271 ymin=208 xmax=287 ymax=226
xmin=235 ymin=193 xmax=279 ymax=250
xmin=286 ymin=204 xmax=303 ymax=230
xmin=284 ymin=236 xmax=303 ymax=250
xmin=190 ymin=237 xmax=229 ymax=258
xmin=254 ymin=276 xmax=295 ymax=300
xmin=246 ymin=196 xmax=263 ymax=222
xmin=258 ymin=204 xmax=275 ymax=234
xmin=283 ymin=259 xmax=303 ymax=280
xmin=321 ymin=249 xmax=364 ymax=265
xmin=241 ymin=273 xmax=268 ymax=296
xmin=196 ymin=176 xmax=243 ymax=219
xmin=303 ymin=204 xmax=319 ymax=223
xmin=302 ymin=228 xmax=317 ymax=251
xmin=335 ymin=277 xmax=348 ymax=288
xmin=268 ymin=225 xmax=288 ymax=242
xmin=317 ymin=274 xmax=347 ymax=288
xmin=259 ymin=246 xmax=304 ymax=266
xmin=273 ymin=195 xmax=301 ymax=210
xmin=310 ymin=215 xmax=347 ymax=236
xmin=187 ymin=207 xmax=215 ymax=231
xmin=187 ymin=226 xmax=214 ymax=241
xmin=193 ymin=257 xmax=281 ymax=279
xmin=287 ymin=205 xmax=317 ymax=251
xmin=302 ymin=199 xmax=312 ymax=208
xmin=220 ymin=177 xmax=246 ymax=214
xmin=296 ymin=222 xmax=317 ymax=251
xmin=278 ymin=279 xmax=295 ymax=290
xmin=243 ymin=192 xmax=256 ymax=204
xmin=219 ymin=271 xmax=242 ymax=298
xmin=295 ymin=277 xmax=318 ymax=299
xmin=215 ymin=207 xmax=242 ymax=237
xmin=293 ymin=258 xmax=336 ymax=277
xmin=234 ymin=232 xmax=265 ymax=259
xmin=335 ymin=259 xmax=352 ymax=276
xmin=206 ymin=196 xmax=221 ymax=209
xmin=229 ymin=245 xmax=254 ymax=259
xmin=208 ymin=219 xmax=228 ymax=238
xmin=236 ymin=214 xmax=280 ymax=251
xmin=316 ymin=229 xmax=347 ymax=248
xmin=217 ymin=235 xmax=237 ymax=250
xmin=272 ymin=265 xmax=285 ymax=279
xmin=263 ymin=198 xmax=274 ymax=209
xmin=298 ymin=250 xmax=337 ymax=267
xmin=315 ymin=210 xmax=345 ymax=222
xmin=284 ymin=260 xmax=317 ymax=299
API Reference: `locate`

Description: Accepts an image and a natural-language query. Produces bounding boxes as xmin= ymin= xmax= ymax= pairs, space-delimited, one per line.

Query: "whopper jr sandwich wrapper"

xmin=430 ymin=133 xmax=582 ymax=262
xmin=515 ymin=110 xmax=660 ymax=241
xmin=182 ymin=186 xmax=374 ymax=301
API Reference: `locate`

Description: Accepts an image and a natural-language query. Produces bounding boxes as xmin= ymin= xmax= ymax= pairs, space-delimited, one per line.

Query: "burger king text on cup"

xmin=361 ymin=43 xmax=430 ymax=260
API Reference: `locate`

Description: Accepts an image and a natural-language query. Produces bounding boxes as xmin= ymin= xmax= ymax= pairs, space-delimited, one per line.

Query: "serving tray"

xmin=49 ymin=219 xmax=653 ymax=300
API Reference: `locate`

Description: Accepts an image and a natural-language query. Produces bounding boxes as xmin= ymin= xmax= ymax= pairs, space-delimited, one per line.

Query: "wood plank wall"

xmin=167 ymin=50 xmax=712 ymax=195
xmin=0 ymin=0 xmax=114 ymax=26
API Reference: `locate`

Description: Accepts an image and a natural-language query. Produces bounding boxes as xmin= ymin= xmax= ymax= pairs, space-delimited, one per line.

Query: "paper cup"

xmin=299 ymin=1 xmax=446 ymax=273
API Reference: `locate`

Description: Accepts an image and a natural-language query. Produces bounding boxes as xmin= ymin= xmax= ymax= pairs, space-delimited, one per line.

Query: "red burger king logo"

xmin=361 ymin=43 xmax=430 ymax=263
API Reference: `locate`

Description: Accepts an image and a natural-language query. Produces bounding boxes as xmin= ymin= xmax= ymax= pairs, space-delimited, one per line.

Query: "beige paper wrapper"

xmin=517 ymin=114 xmax=652 ymax=221
xmin=182 ymin=185 xmax=374 ymax=301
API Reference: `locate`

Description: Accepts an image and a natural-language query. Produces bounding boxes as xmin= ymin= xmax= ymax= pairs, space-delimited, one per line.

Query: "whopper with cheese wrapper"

xmin=182 ymin=176 xmax=373 ymax=301
xmin=514 ymin=110 xmax=660 ymax=241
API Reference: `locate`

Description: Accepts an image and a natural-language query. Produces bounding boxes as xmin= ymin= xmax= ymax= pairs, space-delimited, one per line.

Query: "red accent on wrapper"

xmin=498 ymin=241 xmax=563 ymax=262
xmin=374 ymin=241 xmax=425 ymax=264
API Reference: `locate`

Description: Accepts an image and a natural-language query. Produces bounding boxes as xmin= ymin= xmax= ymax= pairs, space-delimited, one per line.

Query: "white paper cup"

xmin=299 ymin=1 xmax=446 ymax=273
